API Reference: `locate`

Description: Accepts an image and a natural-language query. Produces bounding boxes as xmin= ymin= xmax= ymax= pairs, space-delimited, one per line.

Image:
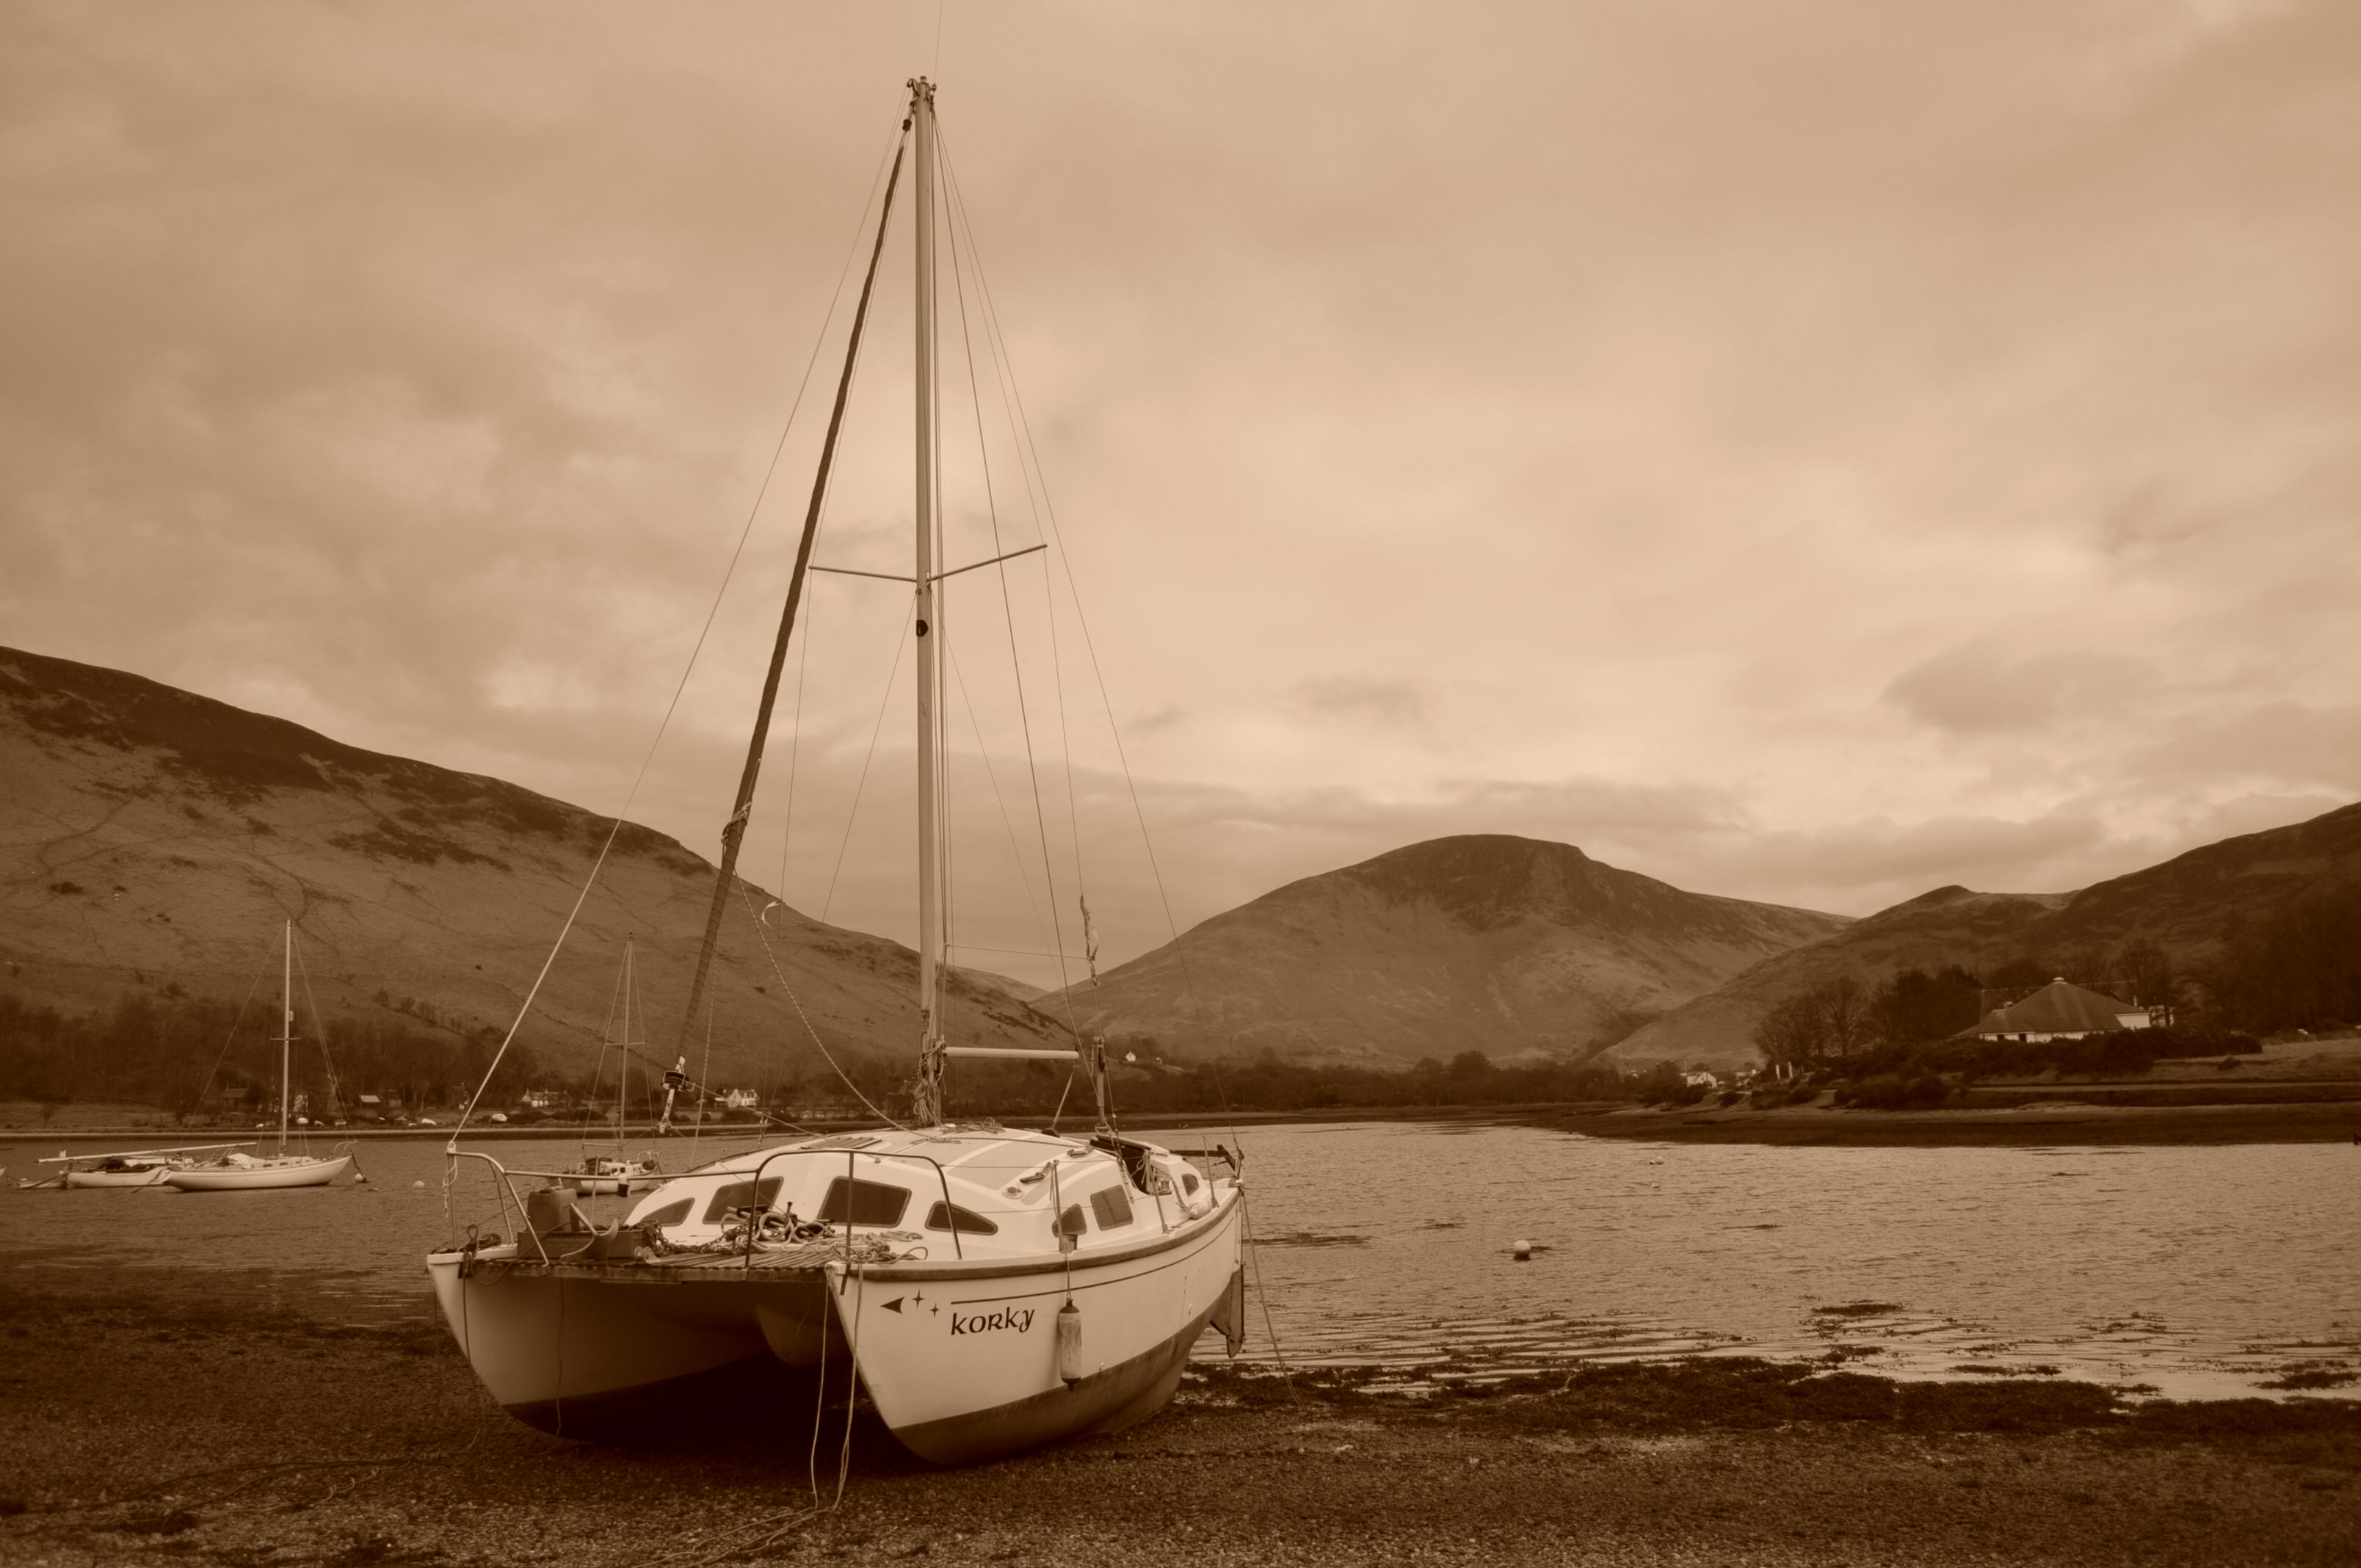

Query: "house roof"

xmin=1968 ymin=977 xmax=2138 ymax=1037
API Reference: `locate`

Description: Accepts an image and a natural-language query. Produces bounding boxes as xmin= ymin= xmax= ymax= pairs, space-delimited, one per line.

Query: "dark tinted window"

xmin=1088 ymin=1186 xmax=1133 ymax=1229
xmin=701 ymin=1177 xmax=784 ymax=1223
xmin=817 ymin=1177 xmax=910 ymax=1227
xmin=637 ymin=1198 xmax=692 ymax=1229
xmin=1182 ymin=1172 xmax=1200 ymax=1194
xmin=1056 ymin=1204 xmax=1086 ymax=1237
xmin=923 ymin=1200 xmax=999 ymax=1235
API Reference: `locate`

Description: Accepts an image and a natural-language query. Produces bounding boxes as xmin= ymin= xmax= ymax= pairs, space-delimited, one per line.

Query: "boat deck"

xmin=485 ymin=1237 xmax=852 ymax=1283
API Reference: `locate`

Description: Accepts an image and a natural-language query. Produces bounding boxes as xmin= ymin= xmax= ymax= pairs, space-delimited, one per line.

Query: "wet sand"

xmin=4 ymin=1280 xmax=2355 ymax=1567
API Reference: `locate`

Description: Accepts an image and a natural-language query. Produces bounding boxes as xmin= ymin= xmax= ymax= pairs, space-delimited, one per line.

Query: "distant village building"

xmin=720 ymin=1088 xmax=761 ymax=1110
xmin=518 ymin=1088 xmax=567 ymax=1111
xmin=1965 ymin=978 xmax=2151 ymax=1043
xmin=1683 ymin=1071 xmax=1720 ymax=1090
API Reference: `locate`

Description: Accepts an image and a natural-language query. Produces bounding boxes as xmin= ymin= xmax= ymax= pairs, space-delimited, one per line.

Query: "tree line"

xmin=1 ymin=983 xmax=1641 ymax=1122
xmin=1741 ymin=888 xmax=2361 ymax=1108
xmin=733 ymin=1045 xmax=1631 ymax=1125
xmin=0 ymin=989 xmax=541 ymax=1121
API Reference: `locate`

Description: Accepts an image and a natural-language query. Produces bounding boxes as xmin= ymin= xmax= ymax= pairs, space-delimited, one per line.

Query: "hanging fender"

xmin=1054 ymin=1299 xmax=1084 ymax=1386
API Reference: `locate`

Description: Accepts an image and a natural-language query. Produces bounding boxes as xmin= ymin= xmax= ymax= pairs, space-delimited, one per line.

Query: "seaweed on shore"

xmin=1189 ymin=1354 xmax=2361 ymax=1452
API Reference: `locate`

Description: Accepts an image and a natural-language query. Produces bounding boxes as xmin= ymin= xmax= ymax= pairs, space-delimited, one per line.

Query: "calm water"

xmin=5 ymin=1122 xmax=2354 ymax=1401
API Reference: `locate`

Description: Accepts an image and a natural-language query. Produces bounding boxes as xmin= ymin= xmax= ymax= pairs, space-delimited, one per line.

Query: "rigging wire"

xmin=819 ymin=614 xmax=913 ymax=925
xmin=941 ymin=144 xmax=1077 ymax=1014
xmin=733 ymin=879 xmax=904 ymax=1128
xmin=938 ymin=129 xmax=1245 ymax=1144
xmin=947 ymin=942 xmax=1085 ymax=962
xmin=578 ymin=948 xmax=631 ymax=1155
xmin=691 ymin=993 xmax=717 ymax=1155
xmin=186 ymin=965 xmax=269 ymax=1126
xmin=945 ymin=641 xmax=1052 ymax=942
xmin=939 ymin=134 xmax=1088 ymax=906
xmin=448 ymin=109 xmax=910 ymax=1145
xmin=775 ymin=565 xmax=815 ymax=904
xmin=289 ymin=937 xmax=344 ymax=1137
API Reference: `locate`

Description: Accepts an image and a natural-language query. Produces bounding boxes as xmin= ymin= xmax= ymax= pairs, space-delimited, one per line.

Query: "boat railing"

xmin=742 ymin=1147 xmax=966 ymax=1271
xmin=443 ymin=1147 xmax=551 ymax=1264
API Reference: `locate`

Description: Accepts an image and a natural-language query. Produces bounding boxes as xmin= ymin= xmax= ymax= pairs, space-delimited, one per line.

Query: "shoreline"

xmin=1542 ymin=1100 xmax=2361 ymax=1147
xmin=3 ymin=1280 xmax=2354 ymax=1567
xmin=12 ymin=1095 xmax=2360 ymax=1151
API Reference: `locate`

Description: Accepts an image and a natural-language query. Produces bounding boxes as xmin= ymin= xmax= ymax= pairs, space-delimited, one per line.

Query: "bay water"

xmin=4 ymin=1119 xmax=2351 ymax=1400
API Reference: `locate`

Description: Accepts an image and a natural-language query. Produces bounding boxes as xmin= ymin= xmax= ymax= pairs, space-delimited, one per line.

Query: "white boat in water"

xmin=559 ymin=1153 xmax=662 ymax=1197
xmin=29 ymin=1143 xmax=253 ymax=1189
xmin=555 ymin=940 xmax=662 ymax=1196
xmin=428 ymin=79 xmax=1248 ymax=1464
xmin=167 ymin=923 xmax=352 ymax=1193
xmin=167 ymin=1148 xmax=352 ymax=1191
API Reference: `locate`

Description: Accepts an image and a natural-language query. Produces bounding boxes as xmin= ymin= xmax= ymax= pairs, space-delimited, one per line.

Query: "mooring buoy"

xmin=1512 ymin=1238 xmax=1533 ymax=1261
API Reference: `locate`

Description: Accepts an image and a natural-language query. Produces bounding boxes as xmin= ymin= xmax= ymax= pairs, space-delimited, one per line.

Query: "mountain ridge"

xmin=1614 ymin=799 xmax=2361 ymax=1066
xmin=1050 ymin=833 xmax=1852 ymax=1064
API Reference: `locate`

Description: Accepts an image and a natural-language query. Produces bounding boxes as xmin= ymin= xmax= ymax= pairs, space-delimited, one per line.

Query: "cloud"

xmin=2122 ymin=703 xmax=2361 ymax=793
xmin=1702 ymin=812 xmax=2111 ymax=901
xmin=1885 ymin=645 xmax=2161 ymax=736
xmin=1291 ymin=677 xmax=1427 ymax=725
xmin=2 ymin=1 xmax=2357 ymax=994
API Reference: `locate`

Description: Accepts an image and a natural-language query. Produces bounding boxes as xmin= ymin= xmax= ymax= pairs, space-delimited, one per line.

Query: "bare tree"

xmin=1753 ymin=991 xmax=1827 ymax=1072
xmin=1817 ymin=976 xmax=1871 ymax=1059
xmin=2117 ymin=940 xmax=2175 ymax=1010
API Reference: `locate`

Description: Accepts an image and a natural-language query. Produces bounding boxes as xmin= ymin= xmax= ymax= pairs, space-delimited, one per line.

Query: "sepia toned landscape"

xmin=6 ymin=3 xmax=2360 ymax=1564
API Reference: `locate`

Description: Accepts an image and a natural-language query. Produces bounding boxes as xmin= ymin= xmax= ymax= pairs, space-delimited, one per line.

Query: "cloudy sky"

xmin=6 ymin=1 xmax=2357 ymax=987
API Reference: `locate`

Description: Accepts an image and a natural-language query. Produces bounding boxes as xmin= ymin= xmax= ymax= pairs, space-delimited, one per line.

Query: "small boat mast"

xmin=277 ymin=918 xmax=294 ymax=1152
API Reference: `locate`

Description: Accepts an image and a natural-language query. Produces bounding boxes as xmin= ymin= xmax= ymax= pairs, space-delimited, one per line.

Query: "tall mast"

xmin=912 ymin=76 xmax=946 ymax=1126
xmin=278 ymin=920 xmax=292 ymax=1155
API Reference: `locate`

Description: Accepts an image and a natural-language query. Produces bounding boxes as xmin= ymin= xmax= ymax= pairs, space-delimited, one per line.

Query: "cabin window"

xmin=1088 ymin=1186 xmax=1134 ymax=1230
xmin=701 ymin=1177 xmax=785 ymax=1223
xmin=1056 ymin=1204 xmax=1087 ymax=1238
xmin=637 ymin=1198 xmax=693 ymax=1229
xmin=924 ymin=1200 xmax=999 ymax=1236
xmin=817 ymin=1177 xmax=910 ymax=1227
xmin=1182 ymin=1172 xmax=1201 ymax=1195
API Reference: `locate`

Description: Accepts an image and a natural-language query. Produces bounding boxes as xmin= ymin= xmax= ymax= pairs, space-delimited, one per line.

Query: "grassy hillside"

xmin=1618 ymin=801 xmax=2361 ymax=1066
xmin=0 ymin=646 xmax=1062 ymax=1096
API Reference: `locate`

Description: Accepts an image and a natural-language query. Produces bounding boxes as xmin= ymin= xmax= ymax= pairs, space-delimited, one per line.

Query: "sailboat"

xmin=167 ymin=922 xmax=354 ymax=1192
xmin=27 ymin=1143 xmax=253 ymax=1189
xmin=427 ymin=79 xmax=1248 ymax=1464
xmin=545 ymin=940 xmax=663 ymax=1195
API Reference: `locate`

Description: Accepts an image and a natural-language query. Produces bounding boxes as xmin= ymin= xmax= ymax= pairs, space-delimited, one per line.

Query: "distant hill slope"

xmin=0 ymin=646 xmax=1059 ymax=1083
xmin=1047 ymin=835 xmax=1851 ymax=1065
xmin=1617 ymin=800 xmax=2361 ymax=1066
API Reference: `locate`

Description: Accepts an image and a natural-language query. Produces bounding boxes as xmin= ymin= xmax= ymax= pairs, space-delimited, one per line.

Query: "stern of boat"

xmin=838 ymin=1187 xmax=1247 ymax=1465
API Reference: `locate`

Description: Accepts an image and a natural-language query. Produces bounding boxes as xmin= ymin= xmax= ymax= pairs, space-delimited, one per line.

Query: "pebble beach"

xmin=4 ymin=1276 xmax=2356 ymax=1568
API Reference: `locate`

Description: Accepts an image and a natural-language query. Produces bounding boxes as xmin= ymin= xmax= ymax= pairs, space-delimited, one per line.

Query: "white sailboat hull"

xmin=426 ymin=1252 xmax=816 ymax=1431
xmin=165 ymin=1155 xmax=352 ymax=1191
xmin=62 ymin=1166 xmax=175 ymax=1188
xmin=426 ymin=1186 xmax=1245 ymax=1461
xmin=844 ymin=1189 xmax=1247 ymax=1464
